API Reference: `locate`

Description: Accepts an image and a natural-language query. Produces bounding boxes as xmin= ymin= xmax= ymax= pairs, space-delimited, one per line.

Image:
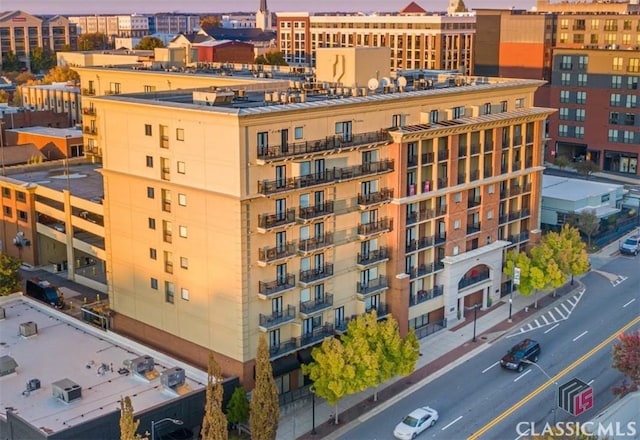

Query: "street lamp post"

xmin=151 ymin=417 xmax=183 ymax=440
xmin=309 ymin=385 xmax=317 ymax=435
xmin=472 ymin=303 xmax=479 ymax=342
xmin=523 ymin=360 xmax=558 ymax=424
xmin=510 ymin=267 xmax=521 ymax=323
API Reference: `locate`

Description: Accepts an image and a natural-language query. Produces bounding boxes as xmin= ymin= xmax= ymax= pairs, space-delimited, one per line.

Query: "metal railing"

xmin=299 ymin=264 xmax=334 ymax=284
xmin=297 ymin=201 xmax=334 ymax=220
xmin=357 ymin=188 xmax=394 ymax=206
xmin=357 ymin=275 xmax=388 ymax=295
xmin=357 ymin=247 xmax=389 ymax=266
xmin=357 ymin=218 xmax=393 ymax=236
xmin=259 ymin=274 xmax=296 ymax=297
xmin=258 ymin=208 xmax=296 ymax=230
xmin=258 ymin=242 xmax=297 ymax=263
xmin=298 ymin=233 xmax=333 ymax=253
xmin=259 ymin=305 xmax=296 ymax=328
xmin=409 ymin=285 xmax=444 ymax=306
xmin=300 ymin=294 xmax=334 ymax=315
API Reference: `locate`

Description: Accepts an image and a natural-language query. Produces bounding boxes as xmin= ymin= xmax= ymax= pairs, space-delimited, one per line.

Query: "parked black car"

xmin=500 ymin=339 xmax=541 ymax=372
xmin=24 ymin=278 xmax=64 ymax=309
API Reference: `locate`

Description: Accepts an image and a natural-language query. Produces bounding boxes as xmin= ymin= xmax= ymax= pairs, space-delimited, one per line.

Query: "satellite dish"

xmin=397 ymin=76 xmax=407 ymax=88
xmin=367 ymin=77 xmax=379 ymax=91
xmin=380 ymin=77 xmax=391 ymax=88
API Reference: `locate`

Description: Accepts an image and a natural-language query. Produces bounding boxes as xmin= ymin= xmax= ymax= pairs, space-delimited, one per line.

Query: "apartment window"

xmin=613 ymin=57 xmax=623 ymax=71
xmin=18 ymin=210 xmax=27 ymax=221
xmin=515 ymin=98 xmax=525 ymax=109
xmin=144 ymin=85 xmax=156 ymax=92
xmin=179 ymin=225 xmax=187 ymax=238
xmin=590 ymin=34 xmax=599 ymax=44
xmin=177 ymin=161 xmax=186 ymax=174
xmin=558 ymin=125 xmax=568 ymax=137
xmin=501 ymin=101 xmax=508 ymax=112
xmin=609 ymin=112 xmax=619 ymax=124
xmin=455 ymin=192 xmax=461 ymax=203
xmin=559 ymin=108 xmax=569 ymax=120
xmin=16 ymin=191 xmax=26 ymax=202
xmin=575 ymin=126 xmax=584 ymax=139
xmin=257 ymin=131 xmax=268 ymax=156
xmin=453 ymin=106 xmax=465 ymax=119
xmin=628 ymin=77 xmax=638 ymax=90
xmin=611 ymin=93 xmax=622 ymax=106
xmin=576 ymin=91 xmax=586 ymax=105
xmin=612 ymin=76 xmax=622 ymax=89
xmin=145 ymin=124 xmax=152 ymax=136
xmin=575 ymin=109 xmax=585 ymax=122
xmin=488 ymin=184 xmax=494 ymax=194
xmin=559 ymin=33 xmax=568 ymax=44
xmin=165 ymin=281 xmax=175 ymax=304
xmin=176 ymin=128 xmax=184 ymax=141
xmin=147 ymin=187 xmax=154 ymax=198
xmin=178 ymin=193 xmax=186 ymax=206
xmin=181 ymin=288 xmax=189 ymax=301
xmin=608 ymin=129 xmax=619 ymax=142
xmin=150 ymin=248 xmax=157 ymax=259
xmin=487 ymin=209 xmax=493 ymax=220
xmin=150 ymin=278 xmax=158 ymax=289
xmin=624 ymin=113 xmax=636 ymax=126
xmin=591 ymin=19 xmax=599 ymax=30
xmin=148 ymin=218 xmax=156 ymax=229
xmin=392 ymin=114 xmax=406 ymax=127
xmin=454 ymin=219 xmax=460 ymax=230
xmin=560 ymin=90 xmax=570 ymax=103
xmin=3 ymin=206 xmax=11 ymax=217
xmin=180 ymin=256 xmax=188 ymax=269
xmin=430 ymin=109 xmax=439 ymax=123
xmin=577 ymin=73 xmax=588 ymax=87
xmin=146 ymin=155 xmax=153 ymax=167
xmin=294 ymin=126 xmax=303 ymax=139
xmin=561 ymin=72 xmax=571 ymax=86
xmin=1 ymin=187 xmax=10 ymax=198
xmin=626 ymin=95 xmax=637 ymax=108
xmin=483 ymin=103 xmax=491 ymax=115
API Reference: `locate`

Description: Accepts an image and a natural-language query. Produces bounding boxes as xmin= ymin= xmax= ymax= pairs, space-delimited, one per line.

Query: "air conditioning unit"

xmin=0 ymin=355 xmax=18 ymax=377
xmin=52 ymin=378 xmax=82 ymax=403
xmin=161 ymin=367 xmax=186 ymax=389
xmin=125 ymin=355 xmax=155 ymax=376
xmin=19 ymin=321 xmax=38 ymax=337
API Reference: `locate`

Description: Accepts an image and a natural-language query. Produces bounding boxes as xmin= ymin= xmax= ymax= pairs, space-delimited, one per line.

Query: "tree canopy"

xmin=201 ymin=353 xmax=228 ymax=440
xmin=573 ymin=160 xmax=599 ymax=178
xmin=119 ymin=396 xmax=143 ymax=440
xmin=612 ymin=330 xmax=640 ymax=397
xmin=2 ymin=51 xmax=22 ymax=71
xmin=78 ymin=32 xmax=110 ymax=51
xmin=542 ymin=225 xmax=590 ymax=285
xmin=0 ymin=253 xmax=21 ymax=295
xmin=135 ymin=37 xmax=165 ymax=50
xmin=29 ymin=47 xmax=57 ymax=73
xmin=250 ymin=335 xmax=279 ymax=440
xmin=226 ymin=386 xmax=249 ymax=435
xmin=43 ymin=65 xmax=79 ymax=84
xmin=255 ymin=51 xmax=288 ymax=66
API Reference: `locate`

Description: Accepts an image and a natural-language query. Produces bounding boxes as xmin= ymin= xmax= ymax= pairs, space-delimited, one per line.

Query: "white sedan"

xmin=393 ymin=406 xmax=439 ymax=440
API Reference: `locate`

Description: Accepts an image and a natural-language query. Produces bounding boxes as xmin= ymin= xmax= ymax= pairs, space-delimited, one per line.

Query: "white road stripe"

xmin=547 ymin=310 xmax=557 ymax=321
xmin=573 ymin=330 xmax=588 ymax=342
xmin=623 ymin=298 xmax=636 ymax=308
xmin=441 ymin=415 xmax=463 ymax=431
xmin=482 ymin=362 xmax=499 ymax=373
xmin=544 ymin=323 xmax=560 ymax=334
xmin=555 ymin=307 xmax=566 ymax=319
xmin=514 ymin=370 xmax=531 ymax=382
xmin=534 ymin=319 xmax=541 ymax=327
xmin=567 ymin=297 xmax=576 ymax=307
xmin=562 ymin=303 xmax=571 ymax=314
xmin=588 ymin=379 xmax=595 ymax=385
xmin=542 ymin=315 xmax=550 ymax=325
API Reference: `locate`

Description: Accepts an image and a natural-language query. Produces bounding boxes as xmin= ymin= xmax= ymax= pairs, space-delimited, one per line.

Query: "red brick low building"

xmin=197 ymin=40 xmax=255 ymax=64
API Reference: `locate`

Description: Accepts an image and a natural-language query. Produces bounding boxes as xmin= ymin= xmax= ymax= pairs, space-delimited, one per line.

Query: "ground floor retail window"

xmin=603 ymin=150 xmax=638 ymax=174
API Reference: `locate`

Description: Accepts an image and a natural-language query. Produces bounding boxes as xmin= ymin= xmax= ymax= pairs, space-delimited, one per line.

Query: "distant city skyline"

xmin=18 ymin=0 xmax=537 ymax=15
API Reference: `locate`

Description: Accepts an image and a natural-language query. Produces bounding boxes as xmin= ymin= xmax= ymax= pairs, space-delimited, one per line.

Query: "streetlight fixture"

xmin=151 ymin=417 xmax=183 ymax=440
xmin=522 ymin=360 xmax=558 ymax=424
xmin=510 ymin=266 xmax=521 ymax=323
xmin=472 ymin=303 xmax=480 ymax=342
xmin=309 ymin=385 xmax=317 ymax=435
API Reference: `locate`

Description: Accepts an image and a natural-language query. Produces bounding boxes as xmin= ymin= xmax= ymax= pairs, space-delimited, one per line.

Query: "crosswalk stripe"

xmin=555 ymin=307 xmax=566 ymax=319
xmin=567 ymin=298 xmax=576 ymax=307
xmin=542 ymin=315 xmax=550 ymax=325
xmin=534 ymin=319 xmax=540 ymax=327
xmin=562 ymin=303 xmax=571 ymax=314
xmin=547 ymin=310 xmax=557 ymax=321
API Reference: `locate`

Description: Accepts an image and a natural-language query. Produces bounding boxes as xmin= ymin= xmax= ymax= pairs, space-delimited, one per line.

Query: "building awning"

xmin=297 ymin=347 xmax=314 ymax=365
xmin=270 ymin=354 xmax=300 ymax=377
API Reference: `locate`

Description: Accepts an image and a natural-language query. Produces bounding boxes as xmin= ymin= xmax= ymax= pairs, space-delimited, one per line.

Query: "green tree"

xmin=200 ymin=16 xmax=221 ymax=29
xmin=530 ymin=242 xmax=565 ymax=308
xmin=543 ymin=225 xmax=590 ymax=286
xmin=29 ymin=47 xmax=56 ymax=73
xmin=0 ymin=253 xmax=22 ymax=295
xmin=226 ymin=386 xmax=249 ymax=435
xmin=15 ymin=71 xmax=36 ymax=85
xmin=201 ymin=353 xmax=228 ymax=440
xmin=572 ymin=160 xmax=599 ymax=178
xmin=43 ymin=65 xmax=79 ymax=84
xmin=571 ymin=209 xmax=601 ymax=249
xmin=119 ymin=396 xmax=143 ymax=440
xmin=135 ymin=36 xmax=165 ymax=50
xmin=302 ymin=336 xmax=356 ymax=424
xmin=255 ymin=51 xmax=288 ymax=66
xmin=0 ymin=90 xmax=8 ymax=103
xmin=78 ymin=32 xmax=109 ymax=51
xmin=2 ymin=50 xmax=21 ymax=71
xmin=250 ymin=335 xmax=279 ymax=440
xmin=503 ymin=249 xmax=534 ymax=297
xmin=612 ymin=330 xmax=640 ymax=397
xmin=553 ymin=156 xmax=570 ymax=170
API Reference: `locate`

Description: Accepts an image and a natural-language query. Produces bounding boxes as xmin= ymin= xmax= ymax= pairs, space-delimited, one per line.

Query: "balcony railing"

xmin=434 ymin=233 xmax=446 ymax=245
xmin=470 ymin=144 xmax=481 ymax=155
xmin=357 ymin=247 xmax=389 ymax=267
xmin=300 ymin=294 xmax=334 ymax=316
xmin=81 ymin=88 xmax=96 ymax=96
xmin=258 ymin=208 xmax=296 ymax=231
xmin=357 ymin=188 xmax=393 ymax=206
xmin=407 ymin=209 xmax=435 ymax=225
xmin=407 ymin=263 xmax=437 ymax=279
xmin=414 ymin=318 xmax=447 ymax=339
xmin=438 ymin=150 xmax=449 ymax=161
xmin=257 ymin=130 xmax=390 ymax=161
xmin=406 ymin=236 xmax=434 ymax=252
xmin=459 ymin=268 xmax=490 ymax=289
xmin=468 ymin=197 xmax=482 ymax=208
xmin=366 ymin=302 xmax=389 ymax=318
xmin=466 ymin=222 xmax=481 ymax=234
xmin=409 ymin=285 xmax=444 ymax=306
xmin=508 ymin=230 xmax=530 ymax=244
xmin=269 ymin=338 xmax=298 ymax=358
xmin=357 ymin=218 xmax=393 ymax=236
xmin=258 ymin=274 xmax=296 ymax=297
xmin=457 ymin=174 xmax=466 ymax=185
xmin=82 ymin=107 xmax=96 ymax=115
xmin=357 ymin=275 xmax=389 ymax=296
xmin=300 ymin=323 xmax=335 ymax=347
xmin=83 ymin=126 xmax=97 ymax=135
xmin=333 ymin=159 xmax=395 ymax=181
xmin=163 ymin=231 xmax=172 ymax=243
xmin=408 ymin=155 xmax=418 ymax=167
xmin=258 ymin=242 xmax=297 ymax=264
xmin=297 ymin=201 xmax=334 ymax=221
xmin=458 ymin=145 xmax=467 ymax=157
xmin=259 ymin=305 xmax=296 ymax=329
xmin=161 ymin=167 xmax=170 ymax=181
xmin=162 ymin=201 xmax=171 ymax=213
xmin=298 ymin=233 xmax=333 ymax=254
xmin=299 ymin=264 xmax=334 ymax=285
xmin=164 ymin=261 xmax=173 ymax=274
xmin=421 ymin=152 xmax=435 ymax=164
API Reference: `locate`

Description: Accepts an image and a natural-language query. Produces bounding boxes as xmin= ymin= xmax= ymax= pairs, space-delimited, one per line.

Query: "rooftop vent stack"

xmin=0 ymin=306 xmax=5 ymax=320
xmin=300 ymin=91 xmax=307 ymax=103
xmin=52 ymin=378 xmax=82 ymax=403
xmin=161 ymin=367 xmax=186 ymax=389
xmin=19 ymin=321 xmax=38 ymax=337
xmin=0 ymin=355 xmax=18 ymax=377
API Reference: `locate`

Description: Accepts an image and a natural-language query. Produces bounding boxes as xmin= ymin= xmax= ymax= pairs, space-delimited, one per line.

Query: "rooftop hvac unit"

xmin=0 ymin=355 xmax=18 ymax=377
xmin=161 ymin=367 xmax=186 ymax=388
xmin=52 ymin=378 xmax=82 ymax=403
xmin=125 ymin=355 xmax=155 ymax=376
xmin=19 ymin=321 xmax=38 ymax=337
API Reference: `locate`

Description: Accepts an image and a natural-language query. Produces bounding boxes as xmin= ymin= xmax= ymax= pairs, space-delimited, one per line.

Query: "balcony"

xmin=162 ymin=200 xmax=171 ymax=213
xmin=458 ymin=145 xmax=467 ymax=157
xmin=357 ymin=188 xmax=393 ymax=208
xmin=421 ymin=152 xmax=435 ymax=165
xmin=83 ymin=126 xmax=97 ymax=135
xmin=406 ymin=236 xmax=434 ymax=253
xmin=300 ymin=323 xmax=335 ymax=347
xmin=470 ymin=169 xmax=480 ymax=181
xmin=81 ymin=88 xmax=96 ymax=96
xmin=435 ymin=206 xmax=447 ymax=217
xmin=468 ymin=197 xmax=482 ymax=209
xmin=333 ymin=159 xmax=394 ymax=181
xmin=258 ymin=208 xmax=296 ymax=232
xmin=507 ymin=230 xmax=530 ymax=244
xmin=164 ymin=261 xmax=173 ymax=274
xmin=299 ymin=294 xmax=334 ymax=317
xmin=409 ymin=285 xmax=444 ymax=306
xmin=163 ymin=231 xmax=172 ymax=244
xmin=437 ymin=150 xmax=449 ymax=161
xmin=356 ymin=247 xmax=389 ymax=268
xmin=258 ymin=242 xmax=297 ymax=266
xmin=297 ymin=201 xmax=334 ymax=221
xmin=365 ymin=302 xmax=389 ymax=319
xmin=457 ymin=174 xmax=466 ymax=185
xmin=256 ymin=130 xmax=390 ymax=162
xmin=408 ymin=155 xmax=418 ymax=167
xmin=466 ymin=222 xmax=481 ymax=235
xmin=160 ymin=135 xmax=169 ymax=149
xmin=407 ymin=209 xmax=435 ymax=225
xmin=82 ymin=107 xmax=96 ymax=116
xmin=258 ymin=274 xmax=296 ymax=299
xmin=357 ymin=218 xmax=393 ymax=237
xmin=434 ymin=233 xmax=446 ymax=245
xmin=259 ymin=305 xmax=296 ymax=330
xmin=298 ymin=233 xmax=333 ymax=254
xmin=459 ymin=268 xmax=490 ymax=290
xmin=513 ymin=136 xmax=522 ymax=146
xmin=299 ymin=264 xmax=334 ymax=286
xmin=470 ymin=144 xmax=481 ymax=155
xmin=258 ymin=172 xmax=333 ymax=196
xmin=407 ymin=263 xmax=437 ymax=280
xmin=357 ymin=275 xmax=389 ymax=298
xmin=269 ymin=338 xmax=298 ymax=358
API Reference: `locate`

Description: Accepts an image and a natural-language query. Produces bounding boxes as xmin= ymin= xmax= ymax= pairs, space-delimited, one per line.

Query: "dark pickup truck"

xmin=25 ymin=279 xmax=65 ymax=309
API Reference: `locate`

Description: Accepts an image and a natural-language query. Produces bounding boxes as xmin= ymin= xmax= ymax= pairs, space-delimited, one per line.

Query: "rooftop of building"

xmin=19 ymin=81 xmax=79 ymax=91
xmin=0 ymin=294 xmax=206 ymax=436
xmin=542 ymin=174 xmax=625 ymax=201
xmin=6 ymin=126 xmax=83 ymax=139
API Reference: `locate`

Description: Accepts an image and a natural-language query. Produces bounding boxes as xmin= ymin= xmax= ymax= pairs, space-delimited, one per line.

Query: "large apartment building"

xmin=275 ymin=2 xmax=475 ymax=73
xmin=70 ymin=48 xmax=551 ymax=389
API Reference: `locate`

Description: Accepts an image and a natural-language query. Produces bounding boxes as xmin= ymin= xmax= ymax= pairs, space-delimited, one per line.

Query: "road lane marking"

xmin=534 ymin=319 xmax=541 ymax=327
xmin=542 ymin=316 xmax=550 ymax=325
xmin=554 ymin=307 xmax=566 ymax=319
xmin=623 ymin=298 xmax=636 ymax=308
xmin=588 ymin=379 xmax=594 ymax=385
xmin=544 ymin=323 xmax=559 ymax=334
xmin=467 ymin=315 xmax=640 ymax=440
xmin=441 ymin=415 xmax=462 ymax=431
xmin=562 ymin=303 xmax=571 ymax=314
xmin=547 ymin=310 xmax=557 ymax=321
xmin=482 ymin=362 xmax=499 ymax=373
xmin=513 ymin=370 xmax=531 ymax=382
xmin=573 ymin=330 xmax=588 ymax=342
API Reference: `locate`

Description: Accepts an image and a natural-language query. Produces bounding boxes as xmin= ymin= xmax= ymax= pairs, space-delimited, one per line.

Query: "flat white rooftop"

xmin=0 ymin=294 xmax=206 ymax=435
xmin=542 ymin=174 xmax=624 ymax=202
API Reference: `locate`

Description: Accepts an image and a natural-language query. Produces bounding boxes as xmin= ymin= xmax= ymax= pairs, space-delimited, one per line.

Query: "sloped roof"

xmin=2 ymin=144 xmax=44 ymax=166
xmin=202 ymin=26 xmax=275 ymax=43
xmin=401 ymin=2 xmax=427 ymax=13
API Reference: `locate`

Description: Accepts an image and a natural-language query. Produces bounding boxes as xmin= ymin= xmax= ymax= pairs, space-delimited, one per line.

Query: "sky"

xmin=18 ymin=0 xmax=536 ymax=15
